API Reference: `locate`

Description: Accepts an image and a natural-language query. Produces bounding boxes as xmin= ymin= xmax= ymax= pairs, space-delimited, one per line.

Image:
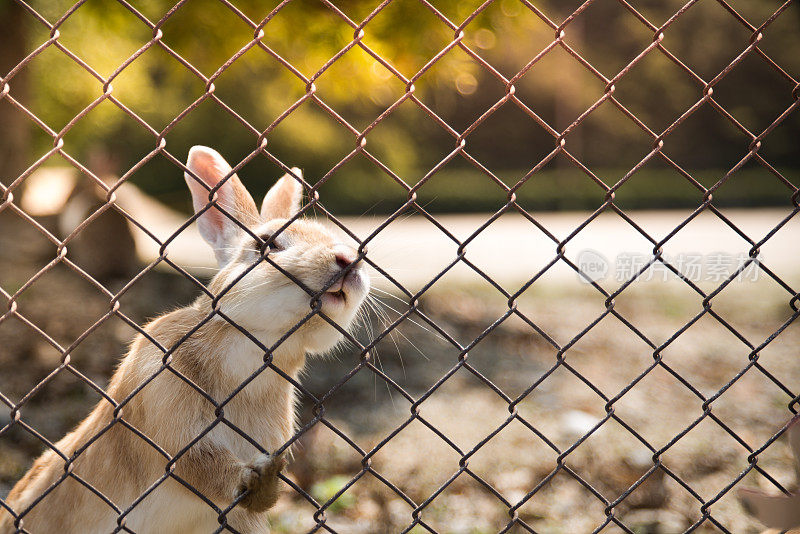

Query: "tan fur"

xmin=0 ymin=147 xmax=369 ymax=534
xmin=0 ymin=305 xmax=297 ymax=533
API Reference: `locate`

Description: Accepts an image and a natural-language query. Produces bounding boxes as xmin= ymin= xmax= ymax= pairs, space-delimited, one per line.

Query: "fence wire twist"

xmin=1 ymin=0 xmax=799 ymax=533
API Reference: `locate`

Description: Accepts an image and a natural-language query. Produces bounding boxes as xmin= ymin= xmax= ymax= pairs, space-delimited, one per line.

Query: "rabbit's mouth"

xmin=321 ymin=268 xmax=365 ymax=308
xmin=324 ymin=288 xmax=347 ymax=305
xmin=321 ymin=283 xmax=348 ymax=308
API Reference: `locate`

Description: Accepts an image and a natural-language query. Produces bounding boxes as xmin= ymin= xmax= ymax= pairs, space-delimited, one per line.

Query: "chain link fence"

xmin=1 ymin=0 xmax=799 ymax=532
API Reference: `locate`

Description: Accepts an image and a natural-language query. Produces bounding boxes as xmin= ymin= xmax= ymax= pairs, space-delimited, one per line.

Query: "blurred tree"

xmin=0 ymin=1 xmax=31 ymax=187
xmin=7 ymin=0 xmax=800 ymax=213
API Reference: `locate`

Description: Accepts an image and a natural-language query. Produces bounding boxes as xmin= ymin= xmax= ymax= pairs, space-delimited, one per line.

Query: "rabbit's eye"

xmin=255 ymin=234 xmax=284 ymax=254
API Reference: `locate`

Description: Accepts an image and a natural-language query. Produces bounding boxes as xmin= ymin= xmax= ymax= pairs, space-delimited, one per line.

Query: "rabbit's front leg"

xmin=237 ymin=452 xmax=287 ymax=512
xmin=175 ymin=443 xmax=284 ymax=510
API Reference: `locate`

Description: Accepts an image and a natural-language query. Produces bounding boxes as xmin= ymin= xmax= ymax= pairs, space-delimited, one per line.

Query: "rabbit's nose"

xmin=334 ymin=247 xmax=358 ymax=269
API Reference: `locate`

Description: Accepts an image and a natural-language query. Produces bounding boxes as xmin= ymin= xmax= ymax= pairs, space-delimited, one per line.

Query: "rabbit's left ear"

xmin=184 ymin=146 xmax=260 ymax=266
xmin=261 ymin=168 xmax=303 ymax=220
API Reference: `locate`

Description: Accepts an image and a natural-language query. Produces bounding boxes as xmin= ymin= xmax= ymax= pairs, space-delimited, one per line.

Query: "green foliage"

xmin=14 ymin=0 xmax=800 ymax=212
xmin=315 ymin=166 xmax=800 ymax=215
xmin=310 ymin=475 xmax=356 ymax=513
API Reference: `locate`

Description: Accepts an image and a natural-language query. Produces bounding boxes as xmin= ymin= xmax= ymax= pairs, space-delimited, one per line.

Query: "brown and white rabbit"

xmin=0 ymin=146 xmax=369 ymax=533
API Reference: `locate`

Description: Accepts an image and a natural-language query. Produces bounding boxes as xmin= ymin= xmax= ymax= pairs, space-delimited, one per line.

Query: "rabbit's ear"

xmin=261 ymin=168 xmax=303 ymax=220
xmin=184 ymin=146 xmax=260 ymax=266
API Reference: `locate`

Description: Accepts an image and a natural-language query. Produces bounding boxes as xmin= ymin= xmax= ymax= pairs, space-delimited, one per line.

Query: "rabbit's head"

xmin=184 ymin=146 xmax=369 ymax=356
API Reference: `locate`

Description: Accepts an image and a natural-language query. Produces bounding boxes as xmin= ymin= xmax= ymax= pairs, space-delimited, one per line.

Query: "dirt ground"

xmin=1 ymin=208 xmax=798 ymax=533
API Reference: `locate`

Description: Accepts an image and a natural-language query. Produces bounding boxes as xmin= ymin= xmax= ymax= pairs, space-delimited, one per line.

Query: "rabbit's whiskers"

xmin=367 ymin=295 xmax=431 ymax=363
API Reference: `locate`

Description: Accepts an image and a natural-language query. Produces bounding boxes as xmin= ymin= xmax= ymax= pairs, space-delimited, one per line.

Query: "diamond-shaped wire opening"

xmin=558 ymin=0 xmax=660 ymax=80
xmin=94 ymin=46 xmax=210 ymax=134
xmin=610 ymin=364 xmax=706 ymax=447
xmin=355 ymin=97 xmax=464 ymax=178
xmin=755 ymin=10 xmax=800 ymax=81
xmin=2 ymin=259 xmax=115 ymax=349
xmin=284 ymin=420 xmax=365 ymax=485
xmin=204 ymin=47 xmax=308 ymax=132
xmin=11 ymin=44 xmax=104 ymax=132
xmin=368 ymin=416 xmax=463 ymax=502
xmin=459 ymin=93 xmax=559 ymax=172
xmin=513 ymin=364 xmax=608 ymax=450
xmin=439 ymin=305 xmax=554 ymax=399
xmin=5 ymin=358 xmax=100 ymax=444
xmin=314 ymin=49 xmax=410 ymax=130
xmin=611 ymin=278 xmax=705 ymax=343
xmin=514 ymin=44 xmax=607 ymax=133
xmin=513 ymin=286 xmax=607 ymax=347
xmin=559 ymin=312 xmax=659 ymax=394
xmin=261 ymin=2 xmax=357 ymax=76
xmin=52 ymin=0 xmax=155 ymax=78
xmin=712 ymin=51 xmax=799 ymax=135
xmin=411 ymin=46 xmax=511 ymax=132
xmin=466 ymin=416 xmax=560 ymax=505
xmin=658 ymin=313 xmax=756 ymax=396
xmin=557 ymin=208 xmax=657 ymax=289
xmin=708 ymin=258 xmax=797 ymax=331
xmin=311 ymin=153 xmax=412 ymax=217
xmin=658 ymin=1 xmax=755 ymax=81
xmin=560 ymin=416 xmax=667 ymax=508
xmin=157 ymin=0 xmax=266 ymax=75
xmin=710 ymin=367 xmax=798 ymax=455
xmin=565 ymin=96 xmax=661 ymax=173
xmin=457 ymin=0 xmax=556 ymax=77
xmin=260 ymin=98 xmax=359 ymax=171
xmin=364 ymin=0 xmax=464 ymax=79
xmin=659 ymin=415 xmax=762 ymax=502
xmin=448 ymin=211 xmax=554 ymax=288
xmin=354 ymin=212 xmax=463 ymax=293
xmin=513 ymin=465 xmax=613 ymax=532
xmin=753 ymin=109 xmax=800 ymax=174
xmin=655 ymin=205 xmax=758 ymax=286
xmin=417 ymin=370 xmax=514 ymax=451
xmin=613 ymin=46 xmax=705 ymax=134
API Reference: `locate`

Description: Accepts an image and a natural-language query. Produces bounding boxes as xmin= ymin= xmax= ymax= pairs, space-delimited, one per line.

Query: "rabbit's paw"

xmin=238 ymin=453 xmax=286 ymax=512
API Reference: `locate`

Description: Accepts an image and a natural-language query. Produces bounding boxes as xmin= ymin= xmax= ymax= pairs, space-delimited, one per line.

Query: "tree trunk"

xmin=0 ymin=0 xmax=31 ymax=195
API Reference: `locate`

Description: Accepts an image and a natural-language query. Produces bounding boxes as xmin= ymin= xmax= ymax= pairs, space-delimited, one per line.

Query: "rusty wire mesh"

xmin=1 ymin=0 xmax=799 ymax=532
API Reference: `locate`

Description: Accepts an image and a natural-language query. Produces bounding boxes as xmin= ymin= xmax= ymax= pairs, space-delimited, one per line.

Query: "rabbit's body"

xmin=1 ymin=147 xmax=369 ymax=533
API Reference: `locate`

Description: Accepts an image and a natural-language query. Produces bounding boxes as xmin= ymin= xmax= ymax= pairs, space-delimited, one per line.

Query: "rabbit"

xmin=0 ymin=146 xmax=370 ymax=534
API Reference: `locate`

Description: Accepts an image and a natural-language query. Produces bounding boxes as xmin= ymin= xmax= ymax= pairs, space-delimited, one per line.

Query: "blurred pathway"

xmin=123 ymin=188 xmax=798 ymax=291
xmin=341 ymin=209 xmax=799 ymax=291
